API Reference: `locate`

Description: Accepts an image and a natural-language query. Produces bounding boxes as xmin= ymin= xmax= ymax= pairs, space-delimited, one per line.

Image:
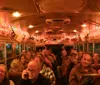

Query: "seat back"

xmin=83 ymin=74 xmax=100 ymax=85
xmin=57 ymin=66 xmax=63 ymax=78
xmin=8 ymin=72 xmax=22 ymax=85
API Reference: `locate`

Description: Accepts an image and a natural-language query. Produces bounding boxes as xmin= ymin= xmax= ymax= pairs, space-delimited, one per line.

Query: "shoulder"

xmin=70 ymin=64 xmax=81 ymax=74
xmin=91 ymin=68 xmax=97 ymax=73
xmin=38 ymin=74 xmax=51 ymax=85
xmin=70 ymin=67 xmax=77 ymax=74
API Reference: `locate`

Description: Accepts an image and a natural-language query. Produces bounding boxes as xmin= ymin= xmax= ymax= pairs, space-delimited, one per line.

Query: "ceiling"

xmin=0 ymin=0 xmax=100 ymax=45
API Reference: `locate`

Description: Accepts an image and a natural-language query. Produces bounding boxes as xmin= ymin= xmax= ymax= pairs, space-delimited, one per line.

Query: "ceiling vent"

xmin=46 ymin=18 xmax=71 ymax=25
xmin=0 ymin=7 xmax=16 ymax=11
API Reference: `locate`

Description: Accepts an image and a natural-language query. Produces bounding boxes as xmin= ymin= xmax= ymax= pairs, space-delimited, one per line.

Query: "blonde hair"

xmin=10 ymin=59 xmax=20 ymax=68
xmin=0 ymin=64 xmax=8 ymax=78
xmin=10 ymin=59 xmax=24 ymax=72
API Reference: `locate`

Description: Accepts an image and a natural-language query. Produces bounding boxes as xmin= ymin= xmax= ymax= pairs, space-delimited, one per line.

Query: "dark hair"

xmin=19 ymin=54 xmax=26 ymax=60
xmin=70 ymin=53 xmax=77 ymax=56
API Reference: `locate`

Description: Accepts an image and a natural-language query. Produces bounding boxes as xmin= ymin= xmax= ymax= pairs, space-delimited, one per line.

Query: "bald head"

xmin=34 ymin=57 xmax=43 ymax=69
xmin=28 ymin=60 xmax=37 ymax=67
xmin=27 ymin=60 xmax=40 ymax=74
xmin=25 ymin=60 xmax=40 ymax=79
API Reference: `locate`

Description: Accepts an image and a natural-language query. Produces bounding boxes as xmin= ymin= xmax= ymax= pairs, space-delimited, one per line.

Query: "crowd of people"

xmin=0 ymin=47 xmax=100 ymax=85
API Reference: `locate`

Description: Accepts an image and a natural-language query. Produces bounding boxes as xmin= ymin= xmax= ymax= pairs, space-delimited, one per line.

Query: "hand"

xmin=22 ymin=69 xmax=29 ymax=80
xmin=22 ymin=69 xmax=34 ymax=80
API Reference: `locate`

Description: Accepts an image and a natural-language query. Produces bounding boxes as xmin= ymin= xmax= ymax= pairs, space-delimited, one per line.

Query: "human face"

xmin=81 ymin=54 xmax=92 ymax=68
xmin=78 ymin=51 xmax=83 ymax=58
xmin=0 ymin=66 xmax=5 ymax=83
xmin=62 ymin=50 xmax=67 ymax=57
xmin=27 ymin=61 xmax=39 ymax=79
xmin=93 ymin=53 xmax=99 ymax=62
xmin=42 ymin=49 xmax=48 ymax=56
xmin=21 ymin=56 xmax=26 ymax=64
xmin=70 ymin=54 xmax=78 ymax=64
xmin=26 ymin=51 xmax=31 ymax=59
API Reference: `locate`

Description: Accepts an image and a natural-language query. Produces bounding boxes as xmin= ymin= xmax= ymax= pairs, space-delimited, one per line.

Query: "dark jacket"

xmin=69 ymin=64 xmax=96 ymax=85
xmin=18 ymin=74 xmax=51 ymax=85
xmin=92 ymin=64 xmax=100 ymax=72
xmin=1 ymin=78 xmax=10 ymax=85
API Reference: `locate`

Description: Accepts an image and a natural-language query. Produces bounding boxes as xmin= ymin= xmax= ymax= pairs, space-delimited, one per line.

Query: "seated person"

xmin=69 ymin=53 xmax=96 ymax=85
xmin=0 ymin=64 xmax=15 ymax=85
xmin=92 ymin=53 xmax=100 ymax=72
xmin=9 ymin=59 xmax=24 ymax=72
xmin=34 ymin=56 xmax=56 ymax=85
xmin=19 ymin=54 xmax=27 ymax=69
xmin=18 ymin=60 xmax=51 ymax=85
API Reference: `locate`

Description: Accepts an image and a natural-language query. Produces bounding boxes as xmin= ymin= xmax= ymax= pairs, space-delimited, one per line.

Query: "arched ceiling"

xmin=0 ymin=0 xmax=100 ymax=44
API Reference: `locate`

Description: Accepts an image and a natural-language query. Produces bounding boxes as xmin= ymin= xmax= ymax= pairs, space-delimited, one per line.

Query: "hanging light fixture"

xmin=28 ymin=25 xmax=34 ymax=28
xmin=12 ymin=11 xmax=21 ymax=17
xmin=73 ymin=30 xmax=77 ymax=33
xmin=81 ymin=23 xmax=87 ymax=27
xmin=35 ymin=30 xmax=39 ymax=33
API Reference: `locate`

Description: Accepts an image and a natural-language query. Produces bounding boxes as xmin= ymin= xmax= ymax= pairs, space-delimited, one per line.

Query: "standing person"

xmin=18 ymin=60 xmax=51 ymax=85
xmin=57 ymin=49 xmax=68 ymax=66
xmin=60 ymin=52 xmax=78 ymax=85
xmin=61 ymin=49 xmax=68 ymax=65
xmin=0 ymin=64 xmax=15 ymax=85
xmin=69 ymin=53 xmax=96 ymax=85
xmin=41 ymin=49 xmax=52 ymax=69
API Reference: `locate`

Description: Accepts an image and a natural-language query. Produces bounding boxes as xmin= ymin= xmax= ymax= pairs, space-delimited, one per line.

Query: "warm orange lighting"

xmin=12 ymin=11 xmax=21 ymax=17
xmin=35 ymin=30 xmax=39 ymax=33
xmin=98 ymin=26 xmax=100 ymax=28
xmin=28 ymin=25 xmax=34 ymax=28
xmin=81 ymin=23 xmax=87 ymax=27
xmin=73 ymin=30 xmax=77 ymax=32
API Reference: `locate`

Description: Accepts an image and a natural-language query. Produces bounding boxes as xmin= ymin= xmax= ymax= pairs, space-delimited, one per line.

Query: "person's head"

xmin=48 ymin=48 xmax=52 ymax=54
xmin=93 ymin=53 xmax=100 ymax=63
xmin=81 ymin=53 xmax=92 ymax=68
xmin=26 ymin=51 xmax=31 ymax=60
xmin=69 ymin=53 xmax=78 ymax=64
xmin=10 ymin=59 xmax=21 ymax=72
xmin=26 ymin=60 xmax=40 ymax=79
xmin=42 ymin=49 xmax=48 ymax=57
xmin=19 ymin=54 xmax=26 ymax=64
xmin=34 ymin=56 xmax=43 ymax=70
xmin=78 ymin=51 xmax=83 ymax=58
xmin=22 ymin=50 xmax=26 ymax=54
xmin=0 ymin=64 xmax=8 ymax=83
xmin=61 ymin=50 xmax=67 ymax=57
